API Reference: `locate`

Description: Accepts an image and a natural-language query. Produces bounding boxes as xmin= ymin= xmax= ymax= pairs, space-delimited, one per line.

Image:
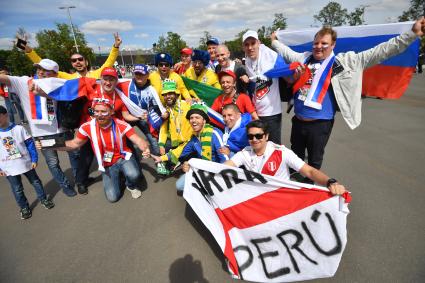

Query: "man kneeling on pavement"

xmin=36 ymin=98 xmax=150 ymax=202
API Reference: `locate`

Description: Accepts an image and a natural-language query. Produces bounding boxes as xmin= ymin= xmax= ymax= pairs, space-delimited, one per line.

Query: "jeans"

xmin=6 ymin=169 xmax=46 ymax=209
xmin=134 ymin=120 xmax=160 ymax=156
xmin=102 ymin=156 xmax=142 ymax=203
xmin=9 ymin=92 xmax=27 ymax=123
xmin=259 ymin=113 xmax=282 ymax=144
xmin=41 ymin=148 xmax=74 ymax=191
xmin=290 ymin=116 xmax=334 ymax=170
xmin=176 ymin=174 xmax=186 ymax=193
xmin=63 ymin=130 xmax=79 ymax=179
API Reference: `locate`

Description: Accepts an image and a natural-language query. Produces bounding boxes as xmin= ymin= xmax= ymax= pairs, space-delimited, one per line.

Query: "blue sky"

xmin=0 ymin=0 xmax=411 ymax=52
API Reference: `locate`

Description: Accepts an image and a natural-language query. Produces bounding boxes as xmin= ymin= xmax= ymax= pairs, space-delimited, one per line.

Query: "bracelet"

xmin=326 ymin=178 xmax=338 ymax=188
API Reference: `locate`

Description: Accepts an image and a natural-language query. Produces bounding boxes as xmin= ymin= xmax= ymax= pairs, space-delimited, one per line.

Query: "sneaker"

xmin=156 ymin=162 xmax=170 ymax=176
xmin=126 ymin=187 xmax=142 ymax=199
xmin=41 ymin=199 xmax=55 ymax=209
xmin=77 ymin=184 xmax=88 ymax=195
xmin=20 ymin=207 xmax=32 ymax=220
xmin=63 ymin=187 xmax=77 ymax=197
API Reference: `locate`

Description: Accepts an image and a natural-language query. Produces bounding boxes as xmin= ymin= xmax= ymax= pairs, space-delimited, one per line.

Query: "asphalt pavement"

xmin=0 ymin=74 xmax=424 ymax=283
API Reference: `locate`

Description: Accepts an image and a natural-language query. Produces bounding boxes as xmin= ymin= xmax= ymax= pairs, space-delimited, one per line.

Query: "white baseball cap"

xmin=242 ymin=30 xmax=259 ymax=43
xmin=34 ymin=59 xmax=59 ymax=73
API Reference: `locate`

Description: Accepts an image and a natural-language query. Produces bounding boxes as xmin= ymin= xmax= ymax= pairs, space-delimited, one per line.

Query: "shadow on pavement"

xmin=169 ymin=254 xmax=209 ymax=283
xmin=184 ymin=204 xmax=228 ymax=272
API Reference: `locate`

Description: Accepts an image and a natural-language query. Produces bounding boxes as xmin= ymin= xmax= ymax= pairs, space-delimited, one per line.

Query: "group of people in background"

xmin=0 ymin=17 xmax=424 ymax=220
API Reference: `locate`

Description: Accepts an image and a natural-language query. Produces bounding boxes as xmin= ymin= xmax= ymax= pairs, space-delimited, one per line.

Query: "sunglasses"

xmin=159 ymin=63 xmax=170 ymax=67
xmin=247 ymin=133 xmax=265 ymax=140
xmin=71 ymin=57 xmax=84 ymax=63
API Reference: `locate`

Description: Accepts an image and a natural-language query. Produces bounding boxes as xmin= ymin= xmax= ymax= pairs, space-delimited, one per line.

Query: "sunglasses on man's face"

xmin=247 ymin=133 xmax=265 ymax=140
xmin=158 ymin=63 xmax=170 ymax=67
xmin=71 ymin=57 xmax=84 ymax=63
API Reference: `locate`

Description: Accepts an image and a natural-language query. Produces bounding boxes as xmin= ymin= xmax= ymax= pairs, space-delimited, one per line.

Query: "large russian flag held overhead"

xmin=184 ymin=159 xmax=351 ymax=282
xmin=276 ymin=22 xmax=420 ymax=99
xmin=34 ymin=77 xmax=96 ymax=101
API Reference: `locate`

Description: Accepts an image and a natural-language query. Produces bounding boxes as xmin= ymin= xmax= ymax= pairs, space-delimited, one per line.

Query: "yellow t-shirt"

xmin=149 ymin=71 xmax=191 ymax=104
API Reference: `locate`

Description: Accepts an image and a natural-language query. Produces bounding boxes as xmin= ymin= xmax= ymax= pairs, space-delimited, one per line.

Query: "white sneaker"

xmin=127 ymin=187 xmax=142 ymax=199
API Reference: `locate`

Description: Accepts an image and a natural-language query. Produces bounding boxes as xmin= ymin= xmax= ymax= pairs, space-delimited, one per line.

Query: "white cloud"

xmin=0 ymin=37 xmax=15 ymax=50
xmin=81 ymin=19 xmax=134 ymax=34
xmin=135 ymin=33 xmax=149 ymax=39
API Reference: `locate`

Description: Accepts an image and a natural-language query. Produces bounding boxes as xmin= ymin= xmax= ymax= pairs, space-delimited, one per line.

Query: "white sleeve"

xmin=230 ymin=150 xmax=247 ymax=168
xmin=20 ymin=125 xmax=32 ymax=141
xmin=284 ymin=148 xmax=305 ymax=172
xmin=8 ymin=76 xmax=29 ymax=95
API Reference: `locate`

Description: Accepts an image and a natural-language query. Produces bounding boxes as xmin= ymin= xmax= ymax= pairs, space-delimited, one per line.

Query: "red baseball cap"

xmin=181 ymin=47 xmax=193 ymax=55
xmin=218 ymin=70 xmax=236 ymax=81
xmin=101 ymin=67 xmax=118 ymax=79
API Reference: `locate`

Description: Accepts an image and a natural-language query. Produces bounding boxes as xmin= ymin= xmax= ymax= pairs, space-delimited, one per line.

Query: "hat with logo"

xmin=218 ymin=70 xmax=236 ymax=81
xmin=154 ymin=52 xmax=173 ymax=66
xmin=101 ymin=67 xmax=118 ymax=79
xmin=133 ymin=64 xmax=149 ymax=75
xmin=33 ymin=59 xmax=59 ymax=73
xmin=186 ymin=102 xmax=209 ymax=122
xmin=206 ymin=37 xmax=219 ymax=46
xmin=181 ymin=47 xmax=193 ymax=55
xmin=161 ymin=79 xmax=180 ymax=95
xmin=242 ymin=30 xmax=259 ymax=43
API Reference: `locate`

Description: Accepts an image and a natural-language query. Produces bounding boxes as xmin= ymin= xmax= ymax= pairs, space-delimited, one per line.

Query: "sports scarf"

xmin=28 ymin=79 xmax=54 ymax=125
xmin=89 ymin=118 xmax=132 ymax=172
xmin=199 ymin=124 xmax=214 ymax=160
xmin=302 ymin=52 xmax=336 ymax=110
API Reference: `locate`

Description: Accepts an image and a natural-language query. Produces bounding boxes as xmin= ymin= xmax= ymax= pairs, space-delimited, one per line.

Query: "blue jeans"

xmin=134 ymin=120 xmax=160 ymax=156
xmin=6 ymin=169 xmax=46 ymax=209
xmin=102 ymin=156 xmax=142 ymax=202
xmin=9 ymin=92 xmax=26 ymax=123
xmin=176 ymin=174 xmax=186 ymax=193
xmin=41 ymin=148 xmax=75 ymax=191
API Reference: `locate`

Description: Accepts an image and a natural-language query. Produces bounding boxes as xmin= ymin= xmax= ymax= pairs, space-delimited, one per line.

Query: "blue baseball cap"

xmin=206 ymin=37 xmax=219 ymax=45
xmin=133 ymin=64 xmax=149 ymax=75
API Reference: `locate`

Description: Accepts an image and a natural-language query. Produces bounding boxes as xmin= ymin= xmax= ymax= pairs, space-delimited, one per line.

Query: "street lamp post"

xmin=128 ymin=48 xmax=134 ymax=65
xmin=59 ymin=6 xmax=79 ymax=52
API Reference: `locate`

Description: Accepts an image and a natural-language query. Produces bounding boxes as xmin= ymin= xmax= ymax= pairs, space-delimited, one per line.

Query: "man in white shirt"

xmin=224 ymin=120 xmax=346 ymax=195
xmin=242 ymin=30 xmax=283 ymax=144
xmin=0 ymin=59 xmax=78 ymax=197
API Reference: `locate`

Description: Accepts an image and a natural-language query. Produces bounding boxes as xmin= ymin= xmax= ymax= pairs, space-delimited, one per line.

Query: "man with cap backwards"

xmin=149 ymin=52 xmax=191 ymax=104
xmin=184 ymin=50 xmax=221 ymax=93
xmin=206 ymin=37 xmax=220 ymax=70
xmin=37 ymin=98 xmax=150 ymax=202
xmin=154 ymin=80 xmax=193 ymax=174
xmin=242 ymin=30 xmax=284 ymax=145
xmin=174 ymin=47 xmax=193 ymax=75
xmin=22 ymin=33 xmax=122 ymax=79
xmin=152 ymin=102 xmax=227 ymax=193
xmin=215 ymin=44 xmax=250 ymax=94
xmin=270 ymin=17 xmax=425 ymax=173
xmin=0 ymin=59 xmax=78 ymax=197
xmin=211 ymin=70 xmax=258 ymax=120
xmin=117 ymin=64 xmax=168 ymax=157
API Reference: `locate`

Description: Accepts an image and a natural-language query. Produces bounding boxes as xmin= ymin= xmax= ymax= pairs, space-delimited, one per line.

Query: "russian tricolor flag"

xmin=276 ymin=22 xmax=420 ymax=99
xmin=35 ymin=77 xmax=96 ymax=101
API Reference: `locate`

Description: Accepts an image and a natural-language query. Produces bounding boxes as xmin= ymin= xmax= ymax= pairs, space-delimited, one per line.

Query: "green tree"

xmin=153 ymin=32 xmax=187 ymax=63
xmin=35 ymin=23 xmax=94 ymax=73
xmin=258 ymin=13 xmax=288 ymax=47
xmin=347 ymin=6 xmax=366 ymax=26
xmin=198 ymin=31 xmax=212 ymax=50
xmin=224 ymin=29 xmax=248 ymax=59
xmin=398 ymin=0 xmax=424 ymax=21
xmin=314 ymin=1 xmax=348 ymax=26
xmin=1 ymin=47 xmax=33 ymax=76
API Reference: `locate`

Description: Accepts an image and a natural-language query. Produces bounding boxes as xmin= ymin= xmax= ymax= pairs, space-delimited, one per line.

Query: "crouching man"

xmin=225 ymin=120 xmax=347 ymax=195
xmin=36 ymin=98 xmax=150 ymax=202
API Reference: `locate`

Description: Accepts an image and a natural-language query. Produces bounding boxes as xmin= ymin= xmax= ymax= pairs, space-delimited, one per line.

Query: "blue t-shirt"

xmin=294 ymin=59 xmax=336 ymax=120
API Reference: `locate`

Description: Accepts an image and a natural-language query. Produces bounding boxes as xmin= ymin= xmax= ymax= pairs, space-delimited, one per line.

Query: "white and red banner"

xmin=184 ymin=159 xmax=351 ymax=282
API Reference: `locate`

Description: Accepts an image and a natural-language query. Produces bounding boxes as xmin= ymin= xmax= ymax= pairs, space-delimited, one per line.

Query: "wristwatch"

xmin=326 ymin=178 xmax=338 ymax=188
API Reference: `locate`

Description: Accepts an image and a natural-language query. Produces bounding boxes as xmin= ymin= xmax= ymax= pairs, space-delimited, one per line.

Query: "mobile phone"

xmin=16 ymin=38 xmax=27 ymax=50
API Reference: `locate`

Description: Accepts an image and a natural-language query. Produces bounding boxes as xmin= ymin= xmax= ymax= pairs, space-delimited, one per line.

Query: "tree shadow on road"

xmin=169 ymin=254 xmax=209 ymax=283
xmin=184 ymin=204 xmax=228 ymax=272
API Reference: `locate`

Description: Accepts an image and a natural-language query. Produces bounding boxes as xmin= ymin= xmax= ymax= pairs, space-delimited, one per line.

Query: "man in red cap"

xmin=38 ymin=98 xmax=150 ymax=202
xmin=174 ymin=47 xmax=193 ymax=75
xmin=211 ymin=70 xmax=258 ymax=120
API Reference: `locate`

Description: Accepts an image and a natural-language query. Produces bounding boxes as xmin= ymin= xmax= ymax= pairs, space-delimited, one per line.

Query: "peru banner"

xmin=184 ymin=159 xmax=351 ymax=282
xmin=276 ymin=22 xmax=420 ymax=99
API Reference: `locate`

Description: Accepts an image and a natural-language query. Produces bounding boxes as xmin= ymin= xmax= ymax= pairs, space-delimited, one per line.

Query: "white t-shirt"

xmin=231 ymin=141 xmax=305 ymax=180
xmin=0 ymin=124 xmax=33 ymax=176
xmin=8 ymin=76 xmax=63 ymax=137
